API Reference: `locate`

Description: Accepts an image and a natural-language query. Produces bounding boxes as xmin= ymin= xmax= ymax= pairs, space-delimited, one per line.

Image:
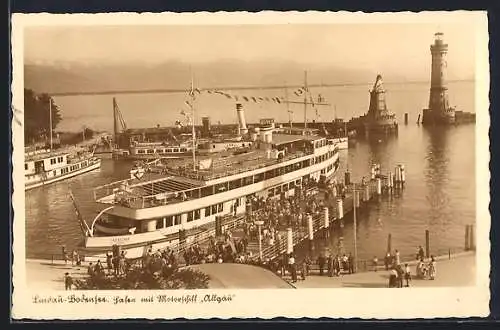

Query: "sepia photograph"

xmin=11 ymin=11 xmax=490 ymax=319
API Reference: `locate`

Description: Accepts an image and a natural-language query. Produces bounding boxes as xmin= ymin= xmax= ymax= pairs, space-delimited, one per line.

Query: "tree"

xmin=24 ymin=88 xmax=62 ymax=143
xmin=73 ymin=264 xmax=210 ymax=290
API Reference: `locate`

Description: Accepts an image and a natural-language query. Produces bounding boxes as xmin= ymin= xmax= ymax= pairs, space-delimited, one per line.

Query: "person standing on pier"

xmin=334 ymin=254 xmax=341 ymax=276
xmin=417 ymin=246 xmax=425 ymax=261
xmin=394 ymin=250 xmax=401 ymax=267
xmin=428 ymin=256 xmax=437 ymax=280
xmin=372 ymin=256 xmax=378 ymax=272
xmin=384 ymin=252 xmax=391 ymax=271
xmin=327 ymin=254 xmax=334 ymax=277
xmin=348 ymin=253 xmax=355 ymax=274
xmin=103 ymin=251 xmax=110 ymax=271
xmin=62 ymin=246 xmax=68 ymax=265
xmin=317 ymin=254 xmax=326 ymax=276
xmin=404 ymin=263 xmax=412 ymax=287
xmin=64 ymin=272 xmax=73 ymax=290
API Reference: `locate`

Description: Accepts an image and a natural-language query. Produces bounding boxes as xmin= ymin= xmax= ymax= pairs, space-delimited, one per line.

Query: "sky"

xmin=24 ymin=23 xmax=476 ymax=80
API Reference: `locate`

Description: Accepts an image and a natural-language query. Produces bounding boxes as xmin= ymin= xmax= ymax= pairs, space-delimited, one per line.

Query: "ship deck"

xmin=162 ymin=148 xmax=308 ymax=182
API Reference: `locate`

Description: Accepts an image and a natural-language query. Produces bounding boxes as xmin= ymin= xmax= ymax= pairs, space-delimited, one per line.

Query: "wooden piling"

xmin=469 ymin=224 xmax=475 ymax=251
xmin=465 ymin=224 xmax=470 ymax=251
xmin=425 ymin=230 xmax=430 ymax=258
xmin=404 ymin=113 xmax=409 ymax=125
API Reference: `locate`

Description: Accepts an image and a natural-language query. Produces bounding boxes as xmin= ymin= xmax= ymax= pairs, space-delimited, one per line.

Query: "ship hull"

xmin=25 ymin=159 xmax=101 ymax=191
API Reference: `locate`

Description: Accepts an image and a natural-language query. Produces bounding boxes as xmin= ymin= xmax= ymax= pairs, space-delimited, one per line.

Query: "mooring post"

xmin=376 ymin=178 xmax=382 ymax=195
xmin=465 ymin=224 xmax=470 ymax=251
xmin=307 ymin=214 xmax=314 ymax=251
xmin=469 ymin=224 xmax=475 ymax=251
xmin=323 ymin=207 xmax=330 ymax=239
xmin=404 ymin=113 xmax=409 ymax=125
xmin=425 ymin=230 xmax=430 ymax=258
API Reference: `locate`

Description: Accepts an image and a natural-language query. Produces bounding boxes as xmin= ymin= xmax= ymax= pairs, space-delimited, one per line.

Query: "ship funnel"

xmin=236 ymin=103 xmax=248 ymax=135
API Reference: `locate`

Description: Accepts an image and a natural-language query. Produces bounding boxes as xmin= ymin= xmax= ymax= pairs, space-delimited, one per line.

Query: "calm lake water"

xmin=25 ymin=82 xmax=476 ymax=261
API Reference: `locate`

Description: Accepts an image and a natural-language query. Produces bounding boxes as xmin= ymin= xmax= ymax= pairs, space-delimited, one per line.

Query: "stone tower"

xmin=422 ymin=32 xmax=456 ymax=125
xmin=363 ymin=74 xmax=398 ymax=135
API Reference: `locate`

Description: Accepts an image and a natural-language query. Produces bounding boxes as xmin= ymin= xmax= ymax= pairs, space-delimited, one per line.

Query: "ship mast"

xmin=49 ymin=96 xmax=53 ymax=151
xmin=189 ymin=70 xmax=196 ymax=171
xmin=303 ymin=70 xmax=308 ymax=129
xmin=284 ymin=82 xmax=292 ymax=129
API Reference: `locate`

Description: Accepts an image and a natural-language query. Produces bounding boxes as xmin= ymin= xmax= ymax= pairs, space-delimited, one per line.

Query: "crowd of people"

xmin=62 ymin=177 xmax=441 ymax=290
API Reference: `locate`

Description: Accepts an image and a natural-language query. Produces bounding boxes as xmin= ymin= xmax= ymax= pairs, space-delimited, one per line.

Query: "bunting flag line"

xmin=294 ymin=87 xmax=305 ymax=96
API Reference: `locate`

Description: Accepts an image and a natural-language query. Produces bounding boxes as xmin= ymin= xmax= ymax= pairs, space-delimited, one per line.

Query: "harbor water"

xmin=24 ymin=82 xmax=475 ymax=261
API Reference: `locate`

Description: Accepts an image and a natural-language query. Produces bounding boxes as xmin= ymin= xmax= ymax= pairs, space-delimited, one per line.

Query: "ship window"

xmin=50 ymin=158 xmax=56 ymax=165
xmin=24 ymin=163 xmax=28 ymax=170
xmin=289 ymin=181 xmax=295 ymax=189
xmin=180 ymin=148 xmax=187 ymax=152
xmin=187 ymin=212 xmax=194 ymax=222
xmin=156 ymin=219 xmax=164 ymax=229
xmin=194 ymin=209 xmax=201 ymax=220
xmin=174 ymin=215 xmax=181 ymax=225
xmin=218 ymin=203 xmax=223 ymax=213
xmin=53 ymin=170 xmax=57 ymax=176
xmin=243 ymin=176 xmax=253 ymax=186
xmin=229 ymin=179 xmax=242 ymax=190
xmin=302 ymin=160 xmax=309 ymax=168
xmin=268 ymin=188 xmax=274 ymax=197
xmin=282 ymin=184 xmax=289 ymax=191
xmin=167 ymin=149 xmax=173 ymax=153
xmin=215 ymin=183 xmax=228 ymax=192
xmin=205 ymin=206 xmax=211 ymax=217
xmin=212 ymin=205 xmax=218 ymax=214
xmin=174 ymin=148 xmax=179 ymax=153
xmin=254 ymin=172 xmax=264 ymax=183
xmin=201 ymin=186 xmax=213 ymax=197
xmin=137 ymin=150 xmax=145 ymax=154
xmin=275 ymin=186 xmax=282 ymax=194
xmin=265 ymin=169 xmax=275 ymax=179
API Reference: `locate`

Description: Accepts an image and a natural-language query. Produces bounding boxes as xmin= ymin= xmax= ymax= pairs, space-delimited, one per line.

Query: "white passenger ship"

xmin=25 ymin=146 xmax=101 ymax=191
xmin=81 ymin=116 xmax=340 ymax=260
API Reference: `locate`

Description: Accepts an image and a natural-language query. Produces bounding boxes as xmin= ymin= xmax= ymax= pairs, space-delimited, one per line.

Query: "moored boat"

xmin=25 ymin=146 xmax=101 ymax=191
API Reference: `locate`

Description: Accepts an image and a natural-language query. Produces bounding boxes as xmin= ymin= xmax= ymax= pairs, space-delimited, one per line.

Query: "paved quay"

xmin=26 ymin=251 xmax=475 ymax=290
xmin=288 ymin=252 xmax=476 ymax=288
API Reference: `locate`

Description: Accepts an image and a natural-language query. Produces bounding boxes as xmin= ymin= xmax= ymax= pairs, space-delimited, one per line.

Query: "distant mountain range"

xmin=24 ymin=59 xmax=412 ymax=95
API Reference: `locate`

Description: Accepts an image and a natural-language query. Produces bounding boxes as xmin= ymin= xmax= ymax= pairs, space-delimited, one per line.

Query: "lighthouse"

xmin=422 ymin=32 xmax=456 ymax=125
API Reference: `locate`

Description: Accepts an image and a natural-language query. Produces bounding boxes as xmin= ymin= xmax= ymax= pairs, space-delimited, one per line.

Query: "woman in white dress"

xmin=428 ymin=256 xmax=437 ymax=280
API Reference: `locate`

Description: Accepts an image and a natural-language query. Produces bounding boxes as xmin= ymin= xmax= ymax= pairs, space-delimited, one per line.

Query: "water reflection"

xmin=424 ymin=127 xmax=452 ymax=226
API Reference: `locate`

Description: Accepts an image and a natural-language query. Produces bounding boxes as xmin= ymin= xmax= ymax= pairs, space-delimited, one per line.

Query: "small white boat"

xmin=25 ymin=146 xmax=101 ymax=191
xmin=329 ymin=136 xmax=348 ymax=150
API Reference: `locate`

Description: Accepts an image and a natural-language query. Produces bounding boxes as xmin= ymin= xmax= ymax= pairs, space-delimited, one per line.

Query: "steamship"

xmin=78 ymin=101 xmax=341 ymax=260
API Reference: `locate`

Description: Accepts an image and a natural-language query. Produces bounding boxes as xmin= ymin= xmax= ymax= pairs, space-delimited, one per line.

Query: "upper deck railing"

xmin=92 ymin=146 xmax=333 ymax=209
